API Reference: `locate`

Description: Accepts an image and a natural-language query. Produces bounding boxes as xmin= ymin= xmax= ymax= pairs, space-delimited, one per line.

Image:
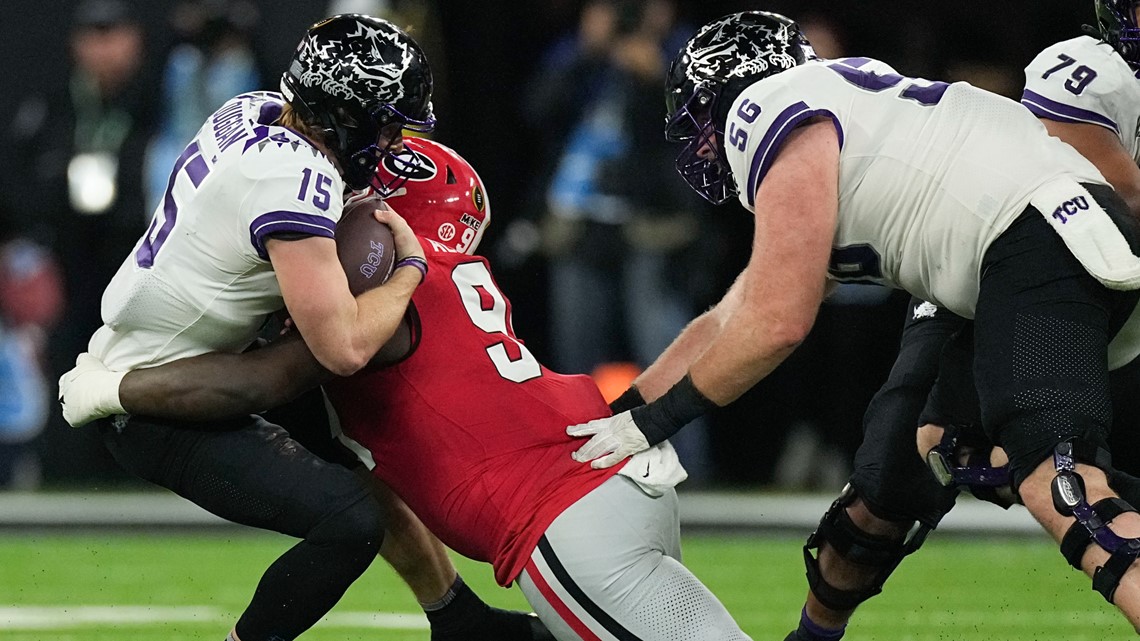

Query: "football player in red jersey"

xmin=59 ymin=138 xmax=751 ymax=641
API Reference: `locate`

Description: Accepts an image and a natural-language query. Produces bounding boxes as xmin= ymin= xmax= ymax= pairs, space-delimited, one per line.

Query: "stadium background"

xmin=0 ymin=1 xmax=1130 ymax=639
xmin=0 ymin=0 xmax=1098 ymax=487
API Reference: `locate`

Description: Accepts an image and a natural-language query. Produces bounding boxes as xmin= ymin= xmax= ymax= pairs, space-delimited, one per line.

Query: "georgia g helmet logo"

xmin=685 ymin=17 xmax=802 ymax=83
xmin=380 ymin=148 xmax=438 ymax=181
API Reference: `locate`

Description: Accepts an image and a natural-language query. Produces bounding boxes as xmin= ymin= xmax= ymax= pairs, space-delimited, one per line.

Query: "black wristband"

xmin=631 ymin=373 xmax=718 ymax=446
xmin=608 ymin=385 xmax=646 ymax=414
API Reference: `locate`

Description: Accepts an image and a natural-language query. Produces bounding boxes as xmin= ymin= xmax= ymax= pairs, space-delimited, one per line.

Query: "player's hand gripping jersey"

xmin=723 ymin=57 xmax=1110 ymax=318
xmin=325 ymin=239 xmax=623 ymax=587
xmin=1023 ymin=35 xmax=1140 ymax=163
xmin=90 ymin=92 xmax=344 ymax=370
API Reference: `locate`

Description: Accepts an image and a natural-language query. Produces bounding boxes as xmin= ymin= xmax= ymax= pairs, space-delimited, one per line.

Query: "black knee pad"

xmin=803 ymin=485 xmax=931 ymax=611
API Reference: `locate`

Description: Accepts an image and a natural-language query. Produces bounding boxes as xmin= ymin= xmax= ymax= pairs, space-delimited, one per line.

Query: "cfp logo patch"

xmin=359 ymin=240 xmax=388 ymax=279
xmin=1050 ymin=195 xmax=1090 ymax=224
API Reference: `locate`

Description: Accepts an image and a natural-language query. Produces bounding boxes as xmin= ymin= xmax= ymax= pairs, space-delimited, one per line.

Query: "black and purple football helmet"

xmin=281 ymin=14 xmax=436 ymax=191
xmin=664 ymin=12 xmax=814 ymax=205
xmin=1094 ymin=0 xmax=1140 ymax=67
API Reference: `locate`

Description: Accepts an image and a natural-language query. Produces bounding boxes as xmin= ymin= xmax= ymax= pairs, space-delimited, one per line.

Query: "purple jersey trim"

xmin=249 ymin=211 xmax=336 ymax=260
xmin=257 ymin=100 xmax=284 ymax=125
xmin=746 ymin=102 xmax=844 ymax=208
xmin=1021 ymin=89 xmax=1119 ymax=135
xmin=137 ymin=141 xmax=203 ymax=268
xmin=185 ymin=154 xmax=209 ymax=187
xmin=834 ymin=57 xmax=873 ymax=69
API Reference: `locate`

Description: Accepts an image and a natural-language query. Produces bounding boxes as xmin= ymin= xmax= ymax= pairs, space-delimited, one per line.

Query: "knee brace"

xmin=803 ymin=484 xmax=931 ymax=611
xmin=1052 ymin=440 xmax=1140 ymax=603
xmin=925 ymin=424 xmax=1017 ymax=508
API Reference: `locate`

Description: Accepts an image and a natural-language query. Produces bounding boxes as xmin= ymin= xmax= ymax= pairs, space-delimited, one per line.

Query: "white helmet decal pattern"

xmin=685 ymin=17 xmax=799 ymax=83
xmin=296 ymin=20 xmax=412 ymax=106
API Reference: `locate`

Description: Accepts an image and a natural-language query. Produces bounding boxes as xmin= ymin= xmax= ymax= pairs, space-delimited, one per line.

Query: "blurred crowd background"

xmin=0 ymin=0 xmax=1095 ymax=491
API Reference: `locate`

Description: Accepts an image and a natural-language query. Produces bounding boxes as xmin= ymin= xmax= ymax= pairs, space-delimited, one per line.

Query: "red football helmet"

xmin=373 ymin=137 xmax=490 ymax=255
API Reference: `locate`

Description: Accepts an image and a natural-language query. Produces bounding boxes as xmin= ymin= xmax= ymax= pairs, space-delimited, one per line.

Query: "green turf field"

xmin=0 ymin=532 xmax=1128 ymax=640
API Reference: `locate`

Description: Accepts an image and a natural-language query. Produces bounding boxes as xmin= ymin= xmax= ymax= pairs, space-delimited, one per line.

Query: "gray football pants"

xmin=517 ymin=475 xmax=751 ymax=641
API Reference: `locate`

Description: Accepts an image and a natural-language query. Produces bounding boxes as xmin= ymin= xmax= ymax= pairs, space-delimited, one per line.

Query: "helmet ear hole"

xmin=445 ymin=167 xmax=457 ymax=184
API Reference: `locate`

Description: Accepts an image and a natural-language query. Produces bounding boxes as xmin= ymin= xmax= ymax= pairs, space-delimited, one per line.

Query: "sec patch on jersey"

xmin=336 ymin=194 xmax=396 ymax=295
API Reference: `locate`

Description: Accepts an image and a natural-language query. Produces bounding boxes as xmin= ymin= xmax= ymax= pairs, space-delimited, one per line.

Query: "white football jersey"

xmin=90 ymin=92 xmax=345 ymax=369
xmin=1022 ymin=36 xmax=1140 ymax=162
xmin=724 ymin=57 xmax=1107 ymax=318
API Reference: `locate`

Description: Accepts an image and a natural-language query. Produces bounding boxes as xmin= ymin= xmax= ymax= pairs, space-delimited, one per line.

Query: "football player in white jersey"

xmin=912 ymin=0 xmax=1140 ymax=518
xmin=913 ymin=0 xmax=1140 ymax=465
xmin=713 ymin=2 xmax=1140 ymax=639
xmin=1024 ymin=0 xmax=1140 ymax=213
xmin=58 ymin=137 xmax=753 ymax=641
xmin=565 ymin=10 xmax=1140 ymax=638
xmin=57 ymin=14 xmax=552 ymax=641
xmin=780 ymin=3 xmax=1140 ymax=638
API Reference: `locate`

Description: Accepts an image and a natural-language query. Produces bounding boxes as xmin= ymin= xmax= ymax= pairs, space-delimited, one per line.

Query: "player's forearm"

xmin=635 ymin=310 xmax=725 ymax=402
xmin=689 ymin=313 xmax=805 ymax=406
xmin=694 ymin=268 xmax=828 ymax=405
xmin=307 ymin=267 xmax=421 ymax=376
xmin=348 ymin=267 xmax=421 ymax=364
xmin=634 ymin=272 xmax=746 ymax=400
xmin=686 ymin=252 xmax=828 ymax=406
xmin=120 ymin=338 xmax=328 ymax=420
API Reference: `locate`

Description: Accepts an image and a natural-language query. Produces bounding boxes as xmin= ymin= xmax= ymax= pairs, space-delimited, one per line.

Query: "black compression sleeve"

xmin=631 ymin=374 xmax=718 ymax=446
xmin=608 ymin=385 xmax=646 ymax=414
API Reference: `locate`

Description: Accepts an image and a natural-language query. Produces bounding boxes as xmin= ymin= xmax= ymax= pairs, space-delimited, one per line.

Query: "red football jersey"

xmin=326 ymin=238 xmax=620 ymax=586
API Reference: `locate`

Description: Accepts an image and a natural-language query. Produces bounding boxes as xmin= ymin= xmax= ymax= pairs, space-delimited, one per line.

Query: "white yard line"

xmin=0 ymin=607 xmax=219 ymax=629
xmin=0 ymin=606 xmax=429 ymax=630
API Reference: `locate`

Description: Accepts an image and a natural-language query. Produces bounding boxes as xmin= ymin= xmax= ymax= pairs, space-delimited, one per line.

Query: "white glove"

xmin=58 ymin=353 xmax=126 ymax=427
xmin=567 ymin=411 xmax=651 ymax=469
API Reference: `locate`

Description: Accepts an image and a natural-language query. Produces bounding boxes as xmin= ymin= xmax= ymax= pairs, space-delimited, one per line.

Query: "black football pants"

xmin=99 ymin=413 xmax=383 ymax=641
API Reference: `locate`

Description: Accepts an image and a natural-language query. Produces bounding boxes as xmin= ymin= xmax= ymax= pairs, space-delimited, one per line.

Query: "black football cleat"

xmin=429 ymin=605 xmax=554 ymax=641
